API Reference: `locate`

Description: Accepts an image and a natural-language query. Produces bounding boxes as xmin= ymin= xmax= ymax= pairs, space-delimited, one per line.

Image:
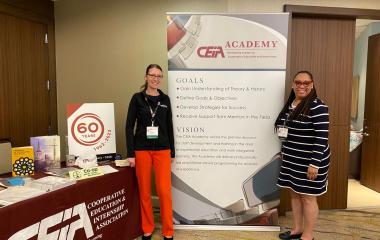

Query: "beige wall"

xmin=54 ymin=0 xmax=380 ymax=156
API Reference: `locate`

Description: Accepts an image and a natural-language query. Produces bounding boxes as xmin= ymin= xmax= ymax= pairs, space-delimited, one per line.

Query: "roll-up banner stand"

xmin=167 ymin=13 xmax=289 ymax=230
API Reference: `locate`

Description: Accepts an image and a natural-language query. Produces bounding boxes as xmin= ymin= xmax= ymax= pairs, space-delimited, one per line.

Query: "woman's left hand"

xmin=307 ymin=166 xmax=318 ymax=180
xmin=171 ymin=158 xmax=175 ymax=163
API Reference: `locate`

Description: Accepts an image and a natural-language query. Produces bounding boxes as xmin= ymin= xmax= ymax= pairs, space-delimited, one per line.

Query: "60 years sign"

xmin=67 ymin=103 xmax=116 ymax=157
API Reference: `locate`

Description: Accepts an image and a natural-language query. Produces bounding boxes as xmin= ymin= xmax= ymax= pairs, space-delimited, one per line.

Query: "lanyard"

xmin=283 ymin=106 xmax=294 ymax=127
xmin=144 ymin=97 xmax=160 ymax=126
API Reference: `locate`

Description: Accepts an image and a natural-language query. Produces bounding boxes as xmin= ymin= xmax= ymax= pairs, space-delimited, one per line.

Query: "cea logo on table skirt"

xmin=8 ymin=202 xmax=94 ymax=240
xmin=9 ymin=188 xmax=128 ymax=240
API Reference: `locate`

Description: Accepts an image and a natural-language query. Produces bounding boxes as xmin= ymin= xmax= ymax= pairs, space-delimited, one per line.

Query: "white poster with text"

xmin=67 ymin=103 xmax=116 ymax=157
xmin=167 ymin=14 xmax=288 ymax=227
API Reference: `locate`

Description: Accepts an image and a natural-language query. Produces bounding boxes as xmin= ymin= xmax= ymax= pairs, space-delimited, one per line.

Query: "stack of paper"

xmin=28 ymin=176 xmax=76 ymax=192
xmin=0 ymin=186 xmax=45 ymax=206
xmin=45 ymin=167 xmax=78 ymax=177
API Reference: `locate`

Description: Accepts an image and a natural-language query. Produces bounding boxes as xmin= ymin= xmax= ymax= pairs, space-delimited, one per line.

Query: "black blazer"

xmin=125 ymin=89 xmax=175 ymax=158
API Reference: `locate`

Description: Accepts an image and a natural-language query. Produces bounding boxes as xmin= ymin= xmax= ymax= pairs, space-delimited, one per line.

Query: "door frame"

xmin=0 ymin=1 xmax=57 ymax=135
xmin=280 ymin=5 xmax=380 ymax=214
xmin=285 ymin=5 xmax=380 ymax=87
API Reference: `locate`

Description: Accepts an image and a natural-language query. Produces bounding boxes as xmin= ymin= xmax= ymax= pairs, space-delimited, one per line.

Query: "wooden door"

xmin=0 ymin=12 xmax=50 ymax=146
xmin=361 ymin=33 xmax=380 ymax=193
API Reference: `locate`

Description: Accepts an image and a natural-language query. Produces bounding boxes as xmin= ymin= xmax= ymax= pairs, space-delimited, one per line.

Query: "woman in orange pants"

xmin=126 ymin=64 xmax=175 ymax=240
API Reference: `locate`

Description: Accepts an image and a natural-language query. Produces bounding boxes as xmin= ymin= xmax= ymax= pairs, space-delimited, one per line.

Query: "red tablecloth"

xmin=0 ymin=166 xmax=142 ymax=240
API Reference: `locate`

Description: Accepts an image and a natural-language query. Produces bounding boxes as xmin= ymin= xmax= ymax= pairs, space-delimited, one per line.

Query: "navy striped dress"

xmin=276 ymin=98 xmax=330 ymax=196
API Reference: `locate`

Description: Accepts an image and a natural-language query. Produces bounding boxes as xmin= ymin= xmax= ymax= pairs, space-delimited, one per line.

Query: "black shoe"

xmin=142 ymin=235 xmax=152 ymax=240
xmin=163 ymin=237 xmax=173 ymax=240
xmin=279 ymin=231 xmax=303 ymax=240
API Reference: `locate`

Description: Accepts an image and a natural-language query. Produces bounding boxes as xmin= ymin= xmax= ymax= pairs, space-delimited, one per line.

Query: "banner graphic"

xmin=167 ymin=14 xmax=289 ymax=227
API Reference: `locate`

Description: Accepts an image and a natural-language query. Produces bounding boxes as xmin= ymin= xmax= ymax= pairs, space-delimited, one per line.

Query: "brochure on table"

xmin=30 ymin=135 xmax=61 ymax=171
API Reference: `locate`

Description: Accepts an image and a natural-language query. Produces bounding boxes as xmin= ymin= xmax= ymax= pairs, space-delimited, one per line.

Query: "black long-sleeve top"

xmin=126 ymin=89 xmax=175 ymax=158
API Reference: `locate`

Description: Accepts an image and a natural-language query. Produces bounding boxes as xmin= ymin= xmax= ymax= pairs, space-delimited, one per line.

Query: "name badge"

xmin=277 ymin=126 xmax=288 ymax=141
xmin=147 ymin=126 xmax=159 ymax=139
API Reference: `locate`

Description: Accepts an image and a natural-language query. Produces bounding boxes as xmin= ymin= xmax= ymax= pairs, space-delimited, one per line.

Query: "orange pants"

xmin=135 ymin=149 xmax=173 ymax=236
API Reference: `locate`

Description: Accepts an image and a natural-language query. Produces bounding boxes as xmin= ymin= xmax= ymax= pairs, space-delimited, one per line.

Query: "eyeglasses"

xmin=294 ymin=80 xmax=313 ymax=87
xmin=147 ymin=74 xmax=163 ymax=79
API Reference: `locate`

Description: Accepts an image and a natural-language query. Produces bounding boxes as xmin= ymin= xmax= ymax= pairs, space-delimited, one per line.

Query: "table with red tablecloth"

xmin=0 ymin=166 xmax=142 ymax=240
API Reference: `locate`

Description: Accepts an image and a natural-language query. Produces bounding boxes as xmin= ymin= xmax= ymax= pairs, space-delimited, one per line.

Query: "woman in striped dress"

xmin=275 ymin=71 xmax=330 ymax=240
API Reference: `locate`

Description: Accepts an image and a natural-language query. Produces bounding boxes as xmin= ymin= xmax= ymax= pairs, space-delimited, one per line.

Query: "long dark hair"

xmin=140 ymin=64 xmax=163 ymax=91
xmin=275 ymin=70 xmax=317 ymax=125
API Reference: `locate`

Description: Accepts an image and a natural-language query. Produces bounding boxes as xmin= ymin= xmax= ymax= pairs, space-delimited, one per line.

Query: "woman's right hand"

xmin=127 ymin=158 xmax=136 ymax=167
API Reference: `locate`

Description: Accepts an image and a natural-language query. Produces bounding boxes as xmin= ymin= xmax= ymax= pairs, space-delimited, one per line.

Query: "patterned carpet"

xmin=146 ymin=207 xmax=380 ymax=240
